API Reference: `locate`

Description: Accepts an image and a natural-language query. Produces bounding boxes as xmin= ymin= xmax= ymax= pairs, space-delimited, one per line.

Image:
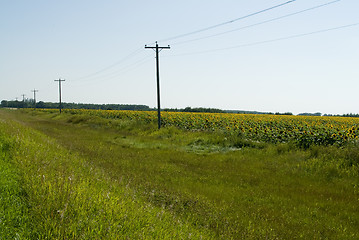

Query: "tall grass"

xmin=0 ymin=130 xmax=32 ymax=239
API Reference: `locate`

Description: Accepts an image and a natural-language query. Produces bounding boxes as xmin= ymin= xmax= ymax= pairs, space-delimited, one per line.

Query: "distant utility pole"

xmin=54 ymin=78 xmax=65 ymax=113
xmin=145 ymin=41 xmax=170 ymax=129
xmin=31 ymin=89 xmax=39 ymax=109
xmin=21 ymin=94 xmax=26 ymax=108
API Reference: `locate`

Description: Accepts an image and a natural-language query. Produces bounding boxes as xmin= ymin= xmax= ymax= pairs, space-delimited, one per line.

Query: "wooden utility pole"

xmin=21 ymin=94 xmax=26 ymax=108
xmin=54 ymin=78 xmax=65 ymax=113
xmin=145 ymin=42 xmax=170 ymax=129
xmin=31 ymin=89 xmax=38 ymax=109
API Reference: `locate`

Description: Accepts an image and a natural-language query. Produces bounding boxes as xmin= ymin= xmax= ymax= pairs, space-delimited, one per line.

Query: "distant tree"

xmin=1 ymin=100 xmax=8 ymax=107
xmin=181 ymin=107 xmax=224 ymax=113
xmin=275 ymin=112 xmax=293 ymax=115
xmin=342 ymin=113 xmax=359 ymax=118
xmin=298 ymin=112 xmax=322 ymax=116
xmin=37 ymin=101 xmax=46 ymax=108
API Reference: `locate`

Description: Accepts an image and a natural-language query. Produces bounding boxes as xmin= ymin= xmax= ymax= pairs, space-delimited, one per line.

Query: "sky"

xmin=1 ymin=0 xmax=358 ymax=115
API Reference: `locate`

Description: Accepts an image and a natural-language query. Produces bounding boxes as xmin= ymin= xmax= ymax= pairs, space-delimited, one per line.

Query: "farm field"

xmin=1 ymin=108 xmax=359 ymax=239
xmin=62 ymin=108 xmax=359 ymax=147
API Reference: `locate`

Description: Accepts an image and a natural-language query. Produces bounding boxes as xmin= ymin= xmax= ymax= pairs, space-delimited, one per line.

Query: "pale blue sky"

xmin=1 ymin=0 xmax=358 ymax=114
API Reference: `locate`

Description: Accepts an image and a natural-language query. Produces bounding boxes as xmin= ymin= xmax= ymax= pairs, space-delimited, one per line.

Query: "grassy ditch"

xmin=0 ymin=113 xmax=213 ymax=239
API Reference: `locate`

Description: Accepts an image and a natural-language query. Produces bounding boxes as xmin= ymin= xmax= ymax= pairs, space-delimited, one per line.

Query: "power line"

xmin=107 ymin=56 xmax=153 ymax=79
xmin=157 ymin=0 xmax=297 ymax=43
xmin=73 ymin=0 xmax=335 ymax=86
xmin=73 ymin=47 xmax=144 ymax=81
xmin=168 ymin=22 xmax=359 ymax=57
xmin=73 ymin=1 xmax=298 ymax=84
xmin=72 ymin=53 xmax=154 ymax=85
xmin=171 ymin=0 xmax=341 ymax=46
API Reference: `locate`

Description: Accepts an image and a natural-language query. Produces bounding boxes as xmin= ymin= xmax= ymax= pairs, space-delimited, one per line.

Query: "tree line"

xmin=1 ymin=100 xmax=150 ymax=111
xmin=1 ymin=99 xmax=358 ymax=117
xmin=1 ymin=100 xmax=226 ymax=113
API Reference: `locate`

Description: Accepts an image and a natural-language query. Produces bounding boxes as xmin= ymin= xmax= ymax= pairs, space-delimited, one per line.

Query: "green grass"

xmin=0 ymin=126 xmax=33 ymax=239
xmin=1 ymin=108 xmax=359 ymax=239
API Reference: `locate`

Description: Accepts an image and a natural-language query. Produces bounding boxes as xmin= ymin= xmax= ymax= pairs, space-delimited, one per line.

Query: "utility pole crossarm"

xmin=145 ymin=42 xmax=170 ymax=129
xmin=145 ymin=45 xmax=170 ymax=50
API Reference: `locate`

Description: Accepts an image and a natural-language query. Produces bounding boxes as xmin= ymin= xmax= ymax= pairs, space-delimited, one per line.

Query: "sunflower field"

xmin=53 ymin=109 xmax=359 ymax=148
